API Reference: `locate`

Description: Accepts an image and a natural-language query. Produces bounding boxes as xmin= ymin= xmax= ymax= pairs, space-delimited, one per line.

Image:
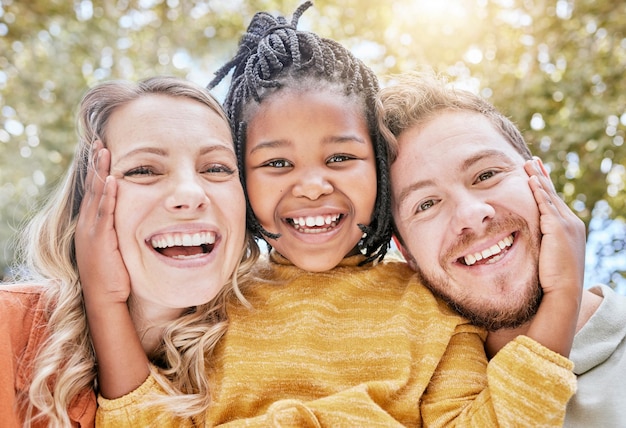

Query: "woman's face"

xmin=245 ymin=89 xmax=377 ymax=272
xmin=106 ymin=94 xmax=246 ymax=316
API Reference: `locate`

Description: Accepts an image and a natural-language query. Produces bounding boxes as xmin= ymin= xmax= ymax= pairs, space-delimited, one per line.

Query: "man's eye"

xmin=476 ymin=170 xmax=496 ymax=182
xmin=124 ymin=166 xmax=155 ymax=177
xmin=417 ymin=199 xmax=436 ymax=212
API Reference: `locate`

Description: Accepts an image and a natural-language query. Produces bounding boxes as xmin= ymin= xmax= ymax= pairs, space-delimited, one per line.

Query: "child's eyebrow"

xmin=249 ymin=134 xmax=368 ymax=155
xmin=248 ymin=139 xmax=290 ymax=155
xmin=322 ymin=135 xmax=369 ymax=145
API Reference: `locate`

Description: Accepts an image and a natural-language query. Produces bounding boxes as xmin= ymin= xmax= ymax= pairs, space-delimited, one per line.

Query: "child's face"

xmin=245 ymin=89 xmax=377 ymax=272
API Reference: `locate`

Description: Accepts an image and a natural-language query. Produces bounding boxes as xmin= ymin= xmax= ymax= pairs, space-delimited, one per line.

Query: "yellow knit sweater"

xmin=97 ymin=253 xmax=576 ymax=427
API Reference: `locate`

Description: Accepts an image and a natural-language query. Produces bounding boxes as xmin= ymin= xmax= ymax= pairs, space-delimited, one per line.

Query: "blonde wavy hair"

xmin=12 ymin=76 xmax=259 ymax=426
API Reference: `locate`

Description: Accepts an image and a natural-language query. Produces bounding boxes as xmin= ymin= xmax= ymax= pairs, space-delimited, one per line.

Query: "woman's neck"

xmin=128 ymin=297 xmax=185 ymax=355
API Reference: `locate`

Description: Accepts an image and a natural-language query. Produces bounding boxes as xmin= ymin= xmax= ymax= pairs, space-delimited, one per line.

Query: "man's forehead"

xmin=395 ymin=115 xmax=523 ymax=166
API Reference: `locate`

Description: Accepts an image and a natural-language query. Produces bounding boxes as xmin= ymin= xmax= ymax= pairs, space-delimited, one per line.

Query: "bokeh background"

xmin=1 ymin=0 xmax=624 ymax=292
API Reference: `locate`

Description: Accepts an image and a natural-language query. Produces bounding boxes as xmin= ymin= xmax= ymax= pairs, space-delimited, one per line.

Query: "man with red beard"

xmin=379 ymin=70 xmax=626 ymax=427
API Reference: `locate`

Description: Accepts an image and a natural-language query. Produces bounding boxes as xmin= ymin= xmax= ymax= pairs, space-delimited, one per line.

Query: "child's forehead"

xmin=248 ymin=83 xmax=367 ymax=118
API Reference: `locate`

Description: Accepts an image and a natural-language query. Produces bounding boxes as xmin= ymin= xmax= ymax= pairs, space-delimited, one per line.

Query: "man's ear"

xmin=393 ymin=235 xmax=418 ymax=271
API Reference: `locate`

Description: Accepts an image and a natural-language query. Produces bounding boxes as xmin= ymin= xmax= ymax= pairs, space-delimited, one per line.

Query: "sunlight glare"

xmin=411 ymin=0 xmax=470 ymax=22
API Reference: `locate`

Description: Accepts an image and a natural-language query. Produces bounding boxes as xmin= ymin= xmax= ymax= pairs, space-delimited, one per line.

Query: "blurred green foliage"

xmin=1 ymin=0 xmax=624 ymax=287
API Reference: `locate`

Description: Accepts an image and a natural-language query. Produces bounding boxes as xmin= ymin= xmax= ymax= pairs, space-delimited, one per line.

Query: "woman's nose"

xmin=166 ymin=172 xmax=209 ymax=212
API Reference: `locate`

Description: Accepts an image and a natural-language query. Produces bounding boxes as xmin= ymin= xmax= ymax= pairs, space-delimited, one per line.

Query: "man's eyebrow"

xmin=459 ymin=149 xmax=514 ymax=172
xmin=395 ymin=149 xmax=515 ymax=207
xmin=396 ymin=178 xmax=436 ymax=208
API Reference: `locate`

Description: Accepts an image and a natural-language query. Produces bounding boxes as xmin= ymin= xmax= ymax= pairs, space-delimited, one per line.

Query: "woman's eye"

xmin=476 ymin=170 xmax=496 ymax=182
xmin=328 ymin=154 xmax=353 ymax=163
xmin=204 ymin=164 xmax=235 ymax=175
xmin=124 ymin=166 xmax=155 ymax=177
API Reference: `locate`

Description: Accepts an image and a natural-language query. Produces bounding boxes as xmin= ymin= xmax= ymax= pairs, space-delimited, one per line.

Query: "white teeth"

xmin=151 ymin=231 xmax=216 ymax=249
xmin=292 ymin=214 xmax=340 ymax=229
xmin=463 ymin=234 xmax=514 ymax=266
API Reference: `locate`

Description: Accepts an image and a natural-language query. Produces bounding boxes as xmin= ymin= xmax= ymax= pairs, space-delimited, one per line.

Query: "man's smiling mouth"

xmin=150 ymin=231 xmax=216 ymax=259
xmin=286 ymin=214 xmax=343 ymax=234
xmin=460 ymin=234 xmax=514 ymax=266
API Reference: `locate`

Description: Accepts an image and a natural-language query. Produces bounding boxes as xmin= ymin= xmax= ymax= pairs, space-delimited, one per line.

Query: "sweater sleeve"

xmin=95 ymin=335 xmax=575 ymax=427
xmin=97 ymin=377 xmax=408 ymax=427
xmin=214 ymin=387 xmax=408 ymax=427
xmin=421 ymin=333 xmax=576 ymax=427
xmin=96 ymin=373 xmax=195 ymax=427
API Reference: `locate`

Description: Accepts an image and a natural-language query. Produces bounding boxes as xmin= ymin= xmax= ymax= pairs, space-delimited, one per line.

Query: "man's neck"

xmin=485 ymin=289 xmax=603 ymax=358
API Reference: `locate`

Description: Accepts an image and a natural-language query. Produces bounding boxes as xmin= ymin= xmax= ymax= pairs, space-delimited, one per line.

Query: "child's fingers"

xmin=528 ymin=175 xmax=559 ymax=216
xmin=96 ymin=175 xmax=117 ymax=235
xmin=77 ymin=142 xmax=115 ymax=243
xmin=81 ymin=142 xmax=106 ymax=215
xmin=525 ymin=159 xmax=571 ymax=216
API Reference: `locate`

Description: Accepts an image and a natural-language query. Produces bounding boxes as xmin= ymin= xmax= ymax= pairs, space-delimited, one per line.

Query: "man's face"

xmin=391 ymin=110 xmax=542 ymax=330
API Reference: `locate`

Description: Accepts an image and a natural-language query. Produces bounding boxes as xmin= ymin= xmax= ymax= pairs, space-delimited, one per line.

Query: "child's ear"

xmin=393 ymin=235 xmax=418 ymax=271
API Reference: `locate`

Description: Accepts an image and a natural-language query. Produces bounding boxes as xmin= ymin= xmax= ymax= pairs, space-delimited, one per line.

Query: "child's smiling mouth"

xmin=286 ymin=214 xmax=343 ymax=234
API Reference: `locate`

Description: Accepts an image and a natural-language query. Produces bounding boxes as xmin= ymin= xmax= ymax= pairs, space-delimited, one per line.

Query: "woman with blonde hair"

xmin=0 ymin=75 xmax=258 ymax=427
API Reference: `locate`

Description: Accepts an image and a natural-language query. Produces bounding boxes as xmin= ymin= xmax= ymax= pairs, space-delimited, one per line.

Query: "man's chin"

xmin=415 ymin=268 xmax=543 ymax=331
xmin=455 ymin=300 xmax=541 ymax=332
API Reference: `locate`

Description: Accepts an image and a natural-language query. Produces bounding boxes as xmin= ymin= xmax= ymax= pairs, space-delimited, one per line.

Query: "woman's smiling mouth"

xmin=150 ymin=231 xmax=216 ymax=259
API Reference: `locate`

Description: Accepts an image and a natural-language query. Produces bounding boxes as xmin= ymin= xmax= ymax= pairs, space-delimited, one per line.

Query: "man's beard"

xmin=415 ymin=267 xmax=542 ymax=331
xmin=411 ymin=216 xmax=543 ymax=331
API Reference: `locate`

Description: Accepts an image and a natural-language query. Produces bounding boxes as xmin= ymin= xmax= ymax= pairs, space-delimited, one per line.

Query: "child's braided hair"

xmin=209 ymin=1 xmax=391 ymax=264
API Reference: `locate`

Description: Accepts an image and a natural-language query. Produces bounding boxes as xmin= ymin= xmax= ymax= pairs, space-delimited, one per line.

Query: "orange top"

xmin=0 ymin=284 xmax=96 ymax=427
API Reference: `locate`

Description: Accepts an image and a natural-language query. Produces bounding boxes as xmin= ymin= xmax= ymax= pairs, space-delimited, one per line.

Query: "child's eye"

xmin=327 ymin=154 xmax=353 ymax=163
xmin=263 ymin=159 xmax=292 ymax=168
xmin=124 ymin=166 xmax=156 ymax=177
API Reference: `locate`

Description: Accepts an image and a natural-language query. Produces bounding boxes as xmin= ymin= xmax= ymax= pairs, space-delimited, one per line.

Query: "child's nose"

xmin=292 ymin=169 xmax=333 ymax=200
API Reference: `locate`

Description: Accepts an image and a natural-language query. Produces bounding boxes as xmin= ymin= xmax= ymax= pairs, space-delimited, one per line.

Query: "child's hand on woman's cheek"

xmin=76 ymin=141 xmax=130 ymax=306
